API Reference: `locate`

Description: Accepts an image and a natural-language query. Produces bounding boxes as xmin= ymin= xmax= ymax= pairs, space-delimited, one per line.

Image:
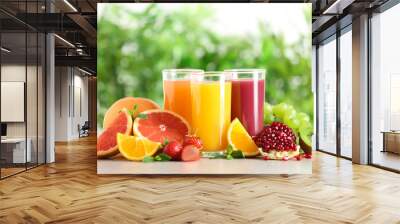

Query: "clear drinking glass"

xmin=163 ymin=69 xmax=203 ymax=127
xmin=225 ymin=69 xmax=266 ymax=136
xmin=191 ymin=72 xmax=232 ymax=151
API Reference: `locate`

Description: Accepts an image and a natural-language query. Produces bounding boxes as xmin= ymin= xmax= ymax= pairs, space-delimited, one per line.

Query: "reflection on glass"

xmin=1 ymin=31 xmax=27 ymax=177
xmin=340 ymin=30 xmax=352 ymax=158
xmin=318 ymin=37 xmax=337 ymax=154
xmin=371 ymin=4 xmax=400 ymax=171
xmin=38 ymin=33 xmax=46 ymax=165
xmin=27 ymin=31 xmax=38 ymax=169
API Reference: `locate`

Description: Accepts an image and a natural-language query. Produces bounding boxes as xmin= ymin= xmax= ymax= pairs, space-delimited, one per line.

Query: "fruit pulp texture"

xmin=163 ymin=80 xmax=192 ymax=126
xmin=231 ymin=79 xmax=265 ymax=136
xmin=191 ymin=81 xmax=232 ymax=151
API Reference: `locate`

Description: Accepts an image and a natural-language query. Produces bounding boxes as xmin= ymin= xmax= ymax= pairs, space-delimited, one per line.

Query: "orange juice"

xmin=163 ymin=69 xmax=203 ymax=128
xmin=163 ymin=80 xmax=192 ymax=125
xmin=191 ymin=78 xmax=232 ymax=151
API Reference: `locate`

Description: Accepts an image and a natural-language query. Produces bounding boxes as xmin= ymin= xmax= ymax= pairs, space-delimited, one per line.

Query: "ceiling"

xmin=1 ymin=0 xmax=396 ymax=74
xmin=311 ymin=0 xmax=391 ymax=44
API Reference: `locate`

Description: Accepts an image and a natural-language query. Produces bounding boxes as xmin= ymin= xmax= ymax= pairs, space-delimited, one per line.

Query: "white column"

xmin=46 ymin=32 xmax=55 ymax=163
xmin=352 ymin=14 xmax=369 ymax=164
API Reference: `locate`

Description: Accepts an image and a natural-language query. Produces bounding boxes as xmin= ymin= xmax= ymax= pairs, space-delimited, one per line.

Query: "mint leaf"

xmin=143 ymin=156 xmax=154 ymax=163
xmin=154 ymin=153 xmax=171 ymax=161
xmin=133 ymin=104 xmax=138 ymax=113
xmin=137 ymin=113 xmax=148 ymax=119
xmin=226 ymin=155 xmax=234 ymax=160
xmin=162 ymin=138 xmax=169 ymax=147
xmin=128 ymin=104 xmax=139 ymax=117
xmin=231 ymin=150 xmax=245 ymax=159
xmin=202 ymin=151 xmax=225 ymax=159
xmin=226 ymin=144 xmax=234 ymax=155
xmin=209 ymin=154 xmax=226 ymax=159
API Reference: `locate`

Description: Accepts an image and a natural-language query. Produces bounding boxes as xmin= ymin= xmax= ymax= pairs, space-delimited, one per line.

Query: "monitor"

xmin=1 ymin=123 xmax=7 ymax=137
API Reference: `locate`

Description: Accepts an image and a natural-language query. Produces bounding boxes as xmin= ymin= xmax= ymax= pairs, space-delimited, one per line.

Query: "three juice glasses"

xmin=226 ymin=69 xmax=266 ymax=137
xmin=162 ymin=69 xmax=265 ymax=151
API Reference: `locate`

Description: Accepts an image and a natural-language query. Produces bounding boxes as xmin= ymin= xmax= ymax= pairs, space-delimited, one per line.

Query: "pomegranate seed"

xmin=254 ymin=122 xmax=297 ymax=154
xmin=263 ymin=156 xmax=269 ymax=160
xmin=304 ymin=153 xmax=312 ymax=159
xmin=282 ymin=156 xmax=289 ymax=161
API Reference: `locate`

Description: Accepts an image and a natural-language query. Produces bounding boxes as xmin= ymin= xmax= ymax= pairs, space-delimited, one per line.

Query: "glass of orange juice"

xmin=163 ymin=69 xmax=203 ymax=127
xmin=191 ymin=72 xmax=232 ymax=151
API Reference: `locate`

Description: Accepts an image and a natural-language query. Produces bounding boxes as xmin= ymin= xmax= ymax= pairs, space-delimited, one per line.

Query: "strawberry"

xmin=183 ymin=135 xmax=203 ymax=150
xmin=163 ymin=141 xmax=183 ymax=161
xmin=304 ymin=153 xmax=312 ymax=159
xmin=181 ymin=145 xmax=200 ymax=162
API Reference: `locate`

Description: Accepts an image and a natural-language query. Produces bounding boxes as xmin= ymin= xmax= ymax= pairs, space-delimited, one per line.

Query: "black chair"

xmin=78 ymin=121 xmax=90 ymax=138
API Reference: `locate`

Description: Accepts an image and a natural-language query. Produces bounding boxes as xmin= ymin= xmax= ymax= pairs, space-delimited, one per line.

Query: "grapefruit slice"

xmin=227 ymin=118 xmax=259 ymax=157
xmin=103 ymin=97 xmax=160 ymax=129
xmin=117 ymin=133 xmax=160 ymax=161
xmin=97 ymin=108 xmax=133 ymax=158
xmin=133 ymin=110 xmax=190 ymax=144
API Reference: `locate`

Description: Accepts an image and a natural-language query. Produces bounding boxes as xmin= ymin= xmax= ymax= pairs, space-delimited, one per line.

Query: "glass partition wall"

xmin=315 ymin=1 xmax=400 ymax=172
xmin=339 ymin=27 xmax=352 ymax=159
xmin=317 ymin=35 xmax=337 ymax=155
xmin=370 ymin=3 xmax=400 ymax=171
xmin=316 ymin=27 xmax=353 ymax=159
xmin=0 ymin=2 xmax=46 ymax=179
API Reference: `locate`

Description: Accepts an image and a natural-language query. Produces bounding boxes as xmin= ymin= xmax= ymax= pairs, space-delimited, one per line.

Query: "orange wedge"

xmin=227 ymin=118 xmax=260 ymax=157
xmin=117 ymin=133 xmax=160 ymax=161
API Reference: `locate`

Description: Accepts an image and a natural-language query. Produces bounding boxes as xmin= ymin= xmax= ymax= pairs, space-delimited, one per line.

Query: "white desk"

xmin=1 ymin=138 xmax=31 ymax=163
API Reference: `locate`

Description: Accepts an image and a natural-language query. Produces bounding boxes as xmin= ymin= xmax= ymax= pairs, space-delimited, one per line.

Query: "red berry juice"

xmin=231 ymin=79 xmax=265 ymax=136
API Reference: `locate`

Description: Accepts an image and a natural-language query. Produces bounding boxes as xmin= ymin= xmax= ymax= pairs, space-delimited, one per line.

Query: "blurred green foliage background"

xmin=98 ymin=4 xmax=312 ymax=128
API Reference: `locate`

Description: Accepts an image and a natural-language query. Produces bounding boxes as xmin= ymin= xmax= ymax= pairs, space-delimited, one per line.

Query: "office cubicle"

xmin=0 ymin=1 xmax=46 ymax=179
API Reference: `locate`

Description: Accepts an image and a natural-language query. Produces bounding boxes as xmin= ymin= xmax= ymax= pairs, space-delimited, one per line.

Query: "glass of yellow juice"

xmin=191 ymin=72 xmax=232 ymax=151
xmin=163 ymin=69 xmax=203 ymax=128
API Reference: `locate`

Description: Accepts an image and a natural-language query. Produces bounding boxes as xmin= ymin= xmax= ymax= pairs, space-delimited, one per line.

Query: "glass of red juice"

xmin=226 ymin=69 xmax=266 ymax=136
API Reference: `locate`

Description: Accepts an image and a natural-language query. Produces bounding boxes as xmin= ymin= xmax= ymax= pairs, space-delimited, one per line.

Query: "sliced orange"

xmin=117 ymin=133 xmax=160 ymax=161
xmin=227 ymin=118 xmax=260 ymax=157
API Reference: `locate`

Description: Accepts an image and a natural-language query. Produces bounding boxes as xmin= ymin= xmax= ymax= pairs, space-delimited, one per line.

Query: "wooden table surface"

xmin=98 ymin=158 xmax=312 ymax=175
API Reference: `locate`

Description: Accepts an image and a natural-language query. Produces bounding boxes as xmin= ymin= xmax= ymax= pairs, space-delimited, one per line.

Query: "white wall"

xmin=54 ymin=67 xmax=89 ymax=141
xmin=1 ymin=63 xmax=46 ymax=164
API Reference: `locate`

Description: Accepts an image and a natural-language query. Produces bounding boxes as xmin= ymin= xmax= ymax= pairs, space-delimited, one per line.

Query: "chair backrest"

xmin=82 ymin=121 xmax=90 ymax=129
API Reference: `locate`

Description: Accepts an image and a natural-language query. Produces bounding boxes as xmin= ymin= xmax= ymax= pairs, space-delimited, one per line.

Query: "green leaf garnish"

xmin=143 ymin=156 xmax=154 ymax=163
xmin=162 ymin=138 xmax=169 ymax=147
xmin=231 ymin=150 xmax=245 ymax=159
xmin=137 ymin=113 xmax=148 ymax=119
xmin=202 ymin=151 xmax=225 ymax=159
xmin=224 ymin=144 xmax=244 ymax=159
xmin=154 ymin=153 xmax=171 ymax=161
xmin=128 ymin=104 xmax=139 ymax=117
xmin=226 ymin=144 xmax=234 ymax=155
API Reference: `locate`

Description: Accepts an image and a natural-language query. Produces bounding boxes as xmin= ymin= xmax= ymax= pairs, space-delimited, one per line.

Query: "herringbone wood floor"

xmin=1 ymin=136 xmax=400 ymax=224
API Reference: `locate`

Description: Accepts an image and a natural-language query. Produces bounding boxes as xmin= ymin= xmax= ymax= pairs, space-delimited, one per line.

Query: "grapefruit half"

xmin=97 ymin=108 xmax=133 ymax=158
xmin=103 ymin=97 xmax=160 ymax=129
xmin=133 ymin=110 xmax=190 ymax=144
